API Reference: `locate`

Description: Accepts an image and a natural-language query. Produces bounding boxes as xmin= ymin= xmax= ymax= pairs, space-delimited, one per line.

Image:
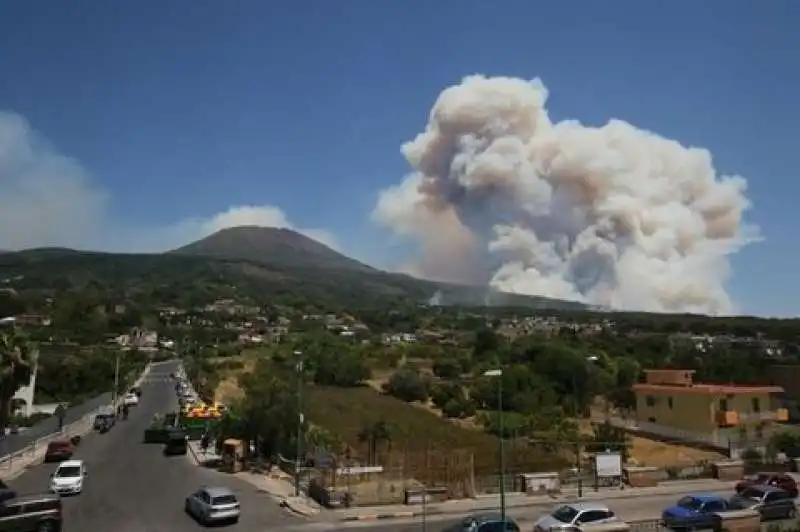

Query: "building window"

xmin=667 ymin=397 xmax=674 ymax=409
xmin=720 ymin=398 xmax=729 ymax=412
xmin=752 ymin=397 xmax=761 ymax=413
xmin=646 ymin=396 xmax=656 ymax=407
xmin=647 ymin=417 xmax=656 ymax=423
xmin=755 ymin=424 xmax=764 ymax=440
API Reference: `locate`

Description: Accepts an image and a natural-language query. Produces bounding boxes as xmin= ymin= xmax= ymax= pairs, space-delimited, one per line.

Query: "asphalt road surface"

xmin=322 ymin=518 xmax=800 ymax=532
xmin=9 ymin=359 xmax=300 ymax=532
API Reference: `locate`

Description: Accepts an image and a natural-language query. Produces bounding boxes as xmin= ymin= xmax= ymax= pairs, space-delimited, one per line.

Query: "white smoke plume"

xmin=373 ymin=75 xmax=758 ymax=315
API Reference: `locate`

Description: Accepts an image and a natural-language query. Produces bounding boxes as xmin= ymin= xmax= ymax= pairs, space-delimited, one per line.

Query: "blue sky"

xmin=0 ymin=1 xmax=797 ymax=317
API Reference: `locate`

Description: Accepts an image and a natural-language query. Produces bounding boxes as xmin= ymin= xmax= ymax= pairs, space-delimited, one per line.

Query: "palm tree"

xmin=357 ymin=420 xmax=392 ymax=465
xmin=0 ymin=331 xmax=36 ymax=433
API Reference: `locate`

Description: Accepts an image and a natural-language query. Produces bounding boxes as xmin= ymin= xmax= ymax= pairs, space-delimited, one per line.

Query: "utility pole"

xmin=576 ymin=440 xmax=583 ymax=498
xmin=483 ymin=368 xmax=505 ymax=526
xmin=498 ymin=373 xmax=506 ymax=525
xmin=294 ymin=350 xmax=304 ymax=497
xmin=112 ymin=351 xmax=121 ymax=407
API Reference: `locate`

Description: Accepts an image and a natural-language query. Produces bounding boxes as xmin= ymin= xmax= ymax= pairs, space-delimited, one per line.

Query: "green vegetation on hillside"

xmin=35 ymin=347 xmax=154 ymax=404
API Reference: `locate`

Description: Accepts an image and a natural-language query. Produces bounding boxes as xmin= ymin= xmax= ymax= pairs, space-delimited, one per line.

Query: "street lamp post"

xmin=484 ymin=368 xmax=505 ymax=525
xmin=294 ymin=350 xmax=304 ymax=497
xmin=574 ymin=355 xmax=599 ymax=499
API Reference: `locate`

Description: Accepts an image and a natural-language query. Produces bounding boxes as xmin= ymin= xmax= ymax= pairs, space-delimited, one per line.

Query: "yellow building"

xmin=632 ymin=369 xmax=787 ymax=455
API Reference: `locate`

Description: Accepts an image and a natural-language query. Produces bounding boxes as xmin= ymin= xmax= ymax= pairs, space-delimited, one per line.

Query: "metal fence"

xmin=0 ymin=392 xmax=112 ymax=459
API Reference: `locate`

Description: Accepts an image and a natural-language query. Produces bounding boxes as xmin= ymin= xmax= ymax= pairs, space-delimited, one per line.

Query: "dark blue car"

xmin=662 ymin=494 xmax=728 ymax=530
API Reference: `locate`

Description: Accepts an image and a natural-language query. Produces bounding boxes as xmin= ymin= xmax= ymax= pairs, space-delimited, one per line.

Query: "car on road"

xmin=661 ymin=494 xmax=729 ymax=531
xmin=444 ymin=512 xmax=520 ymax=531
xmin=43 ymin=441 xmax=74 ymax=463
xmin=93 ymin=413 xmax=115 ymax=431
xmin=0 ymin=492 xmax=63 ymax=531
xmin=129 ymin=386 xmax=142 ymax=398
xmin=534 ymin=503 xmax=619 ymax=531
xmin=122 ymin=393 xmax=139 ymax=406
xmin=164 ymin=428 xmax=188 ymax=456
xmin=736 ymin=472 xmax=798 ymax=498
xmin=729 ymin=485 xmax=797 ymax=521
xmin=49 ymin=459 xmax=87 ymax=495
xmin=184 ymin=486 xmax=240 ymax=525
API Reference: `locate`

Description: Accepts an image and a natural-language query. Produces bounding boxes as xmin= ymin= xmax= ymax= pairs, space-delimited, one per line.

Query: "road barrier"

xmin=0 ymin=409 xmax=99 ymax=480
xmin=627 ymin=517 xmax=799 ymax=532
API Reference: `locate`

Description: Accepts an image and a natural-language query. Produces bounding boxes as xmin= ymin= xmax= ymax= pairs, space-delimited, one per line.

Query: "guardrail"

xmin=0 ymin=409 xmax=99 ymax=480
xmin=628 ymin=517 xmax=799 ymax=532
xmin=0 ymin=391 xmax=113 ymax=459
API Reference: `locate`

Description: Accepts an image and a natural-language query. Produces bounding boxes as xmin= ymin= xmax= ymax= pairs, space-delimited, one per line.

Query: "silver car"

xmin=184 ymin=486 xmax=240 ymax=525
xmin=534 ymin=502 xmax=620 ymax=531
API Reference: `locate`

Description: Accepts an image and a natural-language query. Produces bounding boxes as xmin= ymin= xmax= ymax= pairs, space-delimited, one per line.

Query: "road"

xmin=8 ymin=360 xmax=300 ymax=531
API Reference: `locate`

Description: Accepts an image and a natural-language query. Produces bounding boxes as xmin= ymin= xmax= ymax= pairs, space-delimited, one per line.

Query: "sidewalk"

xmin=186 ymin=440 xmax=222 ymax=467
xmin=184 ymin=442 xmax=321 ymax=518
xmin=233 ymin=470 xmax=321 ymax=517
xmin=335 ymin=478 xmax=739 ymax=521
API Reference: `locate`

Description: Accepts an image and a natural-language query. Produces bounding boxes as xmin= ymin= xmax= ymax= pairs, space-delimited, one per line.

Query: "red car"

xmin=736 ymin=472 xmax=798 ymax=498
xmin=44 ymin=440 xmax=75 ymax=463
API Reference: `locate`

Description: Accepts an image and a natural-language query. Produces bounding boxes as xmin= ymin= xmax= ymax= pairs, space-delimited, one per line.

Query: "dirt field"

xmin=627 ymin=436 xmax=724 ymax=467
xmin=575 ymin=419 xmax=723 ymax=468
xmin=220 ymin=360 xmax=722 ymax=469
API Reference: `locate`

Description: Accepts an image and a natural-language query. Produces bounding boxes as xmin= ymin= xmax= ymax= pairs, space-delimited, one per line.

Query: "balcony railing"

xmin=716 ymin=410 xmax=739 ymax=426
xmin=737 ymin=408 xmax=789 ymax=423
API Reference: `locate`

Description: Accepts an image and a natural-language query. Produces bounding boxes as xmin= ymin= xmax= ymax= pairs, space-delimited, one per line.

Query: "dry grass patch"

xmin=213 ymin=356 xmax=257 ymax=404
xmin=628 ymin=437 xmax=724 ymax=468
xmin=304 ymin=385 xmax=567 ymax=475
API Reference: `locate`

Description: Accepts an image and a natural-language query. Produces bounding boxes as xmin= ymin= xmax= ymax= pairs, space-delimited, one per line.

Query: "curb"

xmin=337 ymin=482 xmax=736 ymax=521
xmin=342 ymin=511 xmax=417 ymax=521
xmin=280 ymin=497 xmax=321 ymax=518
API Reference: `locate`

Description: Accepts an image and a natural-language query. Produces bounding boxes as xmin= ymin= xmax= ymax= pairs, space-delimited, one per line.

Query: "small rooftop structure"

xmin=633 ymin=369 xmax=783 ymax=396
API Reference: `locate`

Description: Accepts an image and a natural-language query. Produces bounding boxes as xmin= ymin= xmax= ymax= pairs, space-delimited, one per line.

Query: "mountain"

xmin=168 ymin=226 xmax=586 ymax=309
xmin=0 ymin=227 xmax=587 ymax=311
xmin=170 ymin=226 xmax=375 ymax=273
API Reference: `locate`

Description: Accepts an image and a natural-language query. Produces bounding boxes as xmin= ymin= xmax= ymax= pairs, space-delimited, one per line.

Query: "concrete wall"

xmin=11 ymin=353 xmax=38 ymax=417
xmin=635 ymin=390 xmax=715 ymax=433
xmin=635 ymin=388 xmax=781 ymax=447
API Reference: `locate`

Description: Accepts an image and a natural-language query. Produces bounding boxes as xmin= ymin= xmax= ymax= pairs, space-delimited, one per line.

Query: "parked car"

xmin=443 ymin=512 xmax=520 ymax=531
xmin=184 ymin=486 xmax=240 ymax=525
xmin=661 ymin=494 xmax=729 ymax=531
xmin=729 ymin=485 xmax=797 ymax=520
xmin=736 ymin=472 xmax=798 ymax=498
xmin=122 ymin=393 xmax=139 ymax=407
xmin=93 ymin=413 xmax=115 ymax=431
xmin=0 ymin=492 xmax=62 ymax=531
xmin=534 ymin=503 xmax=619 ymax=531
xmin=129 ymin=386 xmax=142 ymax=398
xmin=43 ymin=440 xmax=74 ymax=463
